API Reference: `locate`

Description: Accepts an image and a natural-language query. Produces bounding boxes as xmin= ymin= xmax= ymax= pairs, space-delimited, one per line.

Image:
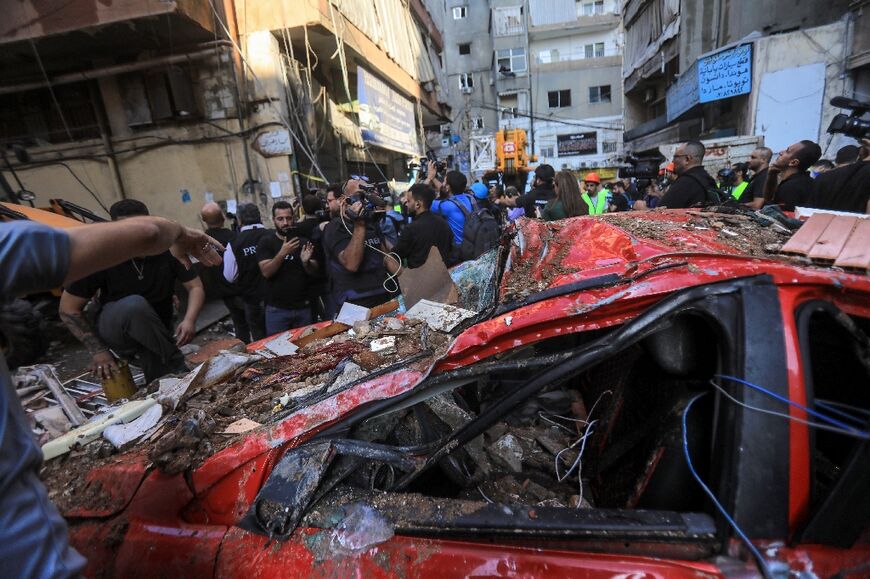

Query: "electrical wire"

xmin=338 ymin=210 xmax=402 ymax=295
xmin=469 ymin=99 xmax=624 ymax=131
xmin=716 ymin=375 xmax=870 ymax=438
xmin=682 ymin=392 xmax=773 ymax=579
xmin=709 ymin=380 xmax=870 ymax=440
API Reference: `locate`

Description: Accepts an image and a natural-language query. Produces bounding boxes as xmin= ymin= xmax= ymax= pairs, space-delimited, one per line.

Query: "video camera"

xmin=345 ymin=175 xmax=389 ymax=221
xmin=617 ymin=153 xmax=666 ymax=190
xmin=827 ymin=96 xmax=870 ymax=139
xmin=416 ymin=150 xmax=448 ymax=175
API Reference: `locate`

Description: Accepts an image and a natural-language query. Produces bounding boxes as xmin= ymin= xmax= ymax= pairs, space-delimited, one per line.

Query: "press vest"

xmin=731 ymin=181 xmax=749 ymax=200
xmin=582 ymin=192 xmax=607 ymax=215
xmin=231 ymin=226 xmax=271 ymax=303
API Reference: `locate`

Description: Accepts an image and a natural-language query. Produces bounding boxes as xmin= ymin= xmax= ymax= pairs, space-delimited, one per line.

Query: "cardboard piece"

xmin=263 ymin=333 xmax=300 ymax=357
xmin=398 ymin=247 xmax=458 ymax=311
xmin=336 ymin=302 xmax=371 ymax=326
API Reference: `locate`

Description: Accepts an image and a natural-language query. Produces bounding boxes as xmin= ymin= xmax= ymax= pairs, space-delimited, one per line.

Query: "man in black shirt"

xmin=805 ymin=140 xmax=870 ymax=214
xmin=323 ymin=180 xmax=394 ymax=310
xmin=660 ymin=141 xmax=718 ymax=208
xmin=385 ymin=183 xmax=453 ymax=273
xmin=222 ymin=203 xmax=270 ymax=341
xmin=59 ymin=200 xmax=205 ymax=382
xmin=198 ymin=202 xmax=251 ymax=342
xmin=763 ymin=140 xmax=821 ymax=211
xmin=740 ymin=146 xmax=772 ymax=208
xmin=257 ymin=201 xmax=320 ymax=335
xmin=496 ymin=164 xmax=556 ymax=217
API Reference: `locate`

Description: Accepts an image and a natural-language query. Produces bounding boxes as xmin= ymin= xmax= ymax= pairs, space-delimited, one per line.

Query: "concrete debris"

xmin=32 ymin=406 xmax=72 ymax=440
xmin=488 ymin=433 xmax=524 ymax=473
xmin=336 ymin=302 xmax=371 ymax=326
xmin=383 ymin=317 xmax=404 ymax=331
xmin=179 ymin=344 xmax=201 ymax=356
xmin=370 ymin=336 xmax=397 ymax=355
xmin=219 ymin=418 xmax=261 ymax=434
xmin=262 ymin=333 xmax=300 ymax=357
xmin=405 ymin=299 xmax=476 ymax=332
xmin=329 ymin=362 xmax=366 ymax=393
xmin=425 ymin=393 xmax=492 ymax=476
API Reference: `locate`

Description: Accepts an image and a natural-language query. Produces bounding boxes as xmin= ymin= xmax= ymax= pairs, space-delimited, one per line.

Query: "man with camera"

xmin=323 ymin=179 xmax=395 ymax=310
xmin=222 ymin=203 xmax=270 ymax=341
xmin=495 ymin=164 xmax=556 ymax=218
xmin=430 ymin=169 xmax=475 ymax=246
xmin=257 ymin=201 xmax=320 ymax=335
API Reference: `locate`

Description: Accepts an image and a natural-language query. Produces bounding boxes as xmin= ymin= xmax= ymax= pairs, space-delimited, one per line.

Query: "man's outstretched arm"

xmin=64 ymin=216 xmax=223 ymax=284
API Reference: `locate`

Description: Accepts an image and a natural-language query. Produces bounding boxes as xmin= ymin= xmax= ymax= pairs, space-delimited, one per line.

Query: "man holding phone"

xmin=257 ymin=201 xmax=320 ymax=335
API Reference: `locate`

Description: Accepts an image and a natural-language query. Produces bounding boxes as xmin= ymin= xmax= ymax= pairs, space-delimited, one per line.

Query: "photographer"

xmin=495 ymin=164 xmax=556 ymax=218
xmin=385 ymin=183 xmax=454 ymax=273
xmin=431 ymin=170 xmax=474 ymax=246
xmin=323 ymin=179 xmax=395 ymax=309
xmin=805 ymin=138 xmax=870 ymax=214
xmin=257 ymin=201 xmax=319 ymax=335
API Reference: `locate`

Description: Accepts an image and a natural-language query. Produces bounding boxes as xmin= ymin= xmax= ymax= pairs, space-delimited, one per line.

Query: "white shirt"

xmin=223 ymin=223 xmax=266 ymax=283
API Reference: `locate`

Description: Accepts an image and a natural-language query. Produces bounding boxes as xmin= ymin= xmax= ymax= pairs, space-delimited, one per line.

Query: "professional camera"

xmin=344 ymin=177 xmax=388 ymax=221
xmin=617 ymin=153 xmax=665 ymax=181
xmin=827 ymin=96 xmax=870 ymax=139
xmin=418 ymin=150 xmax=448 ymax=174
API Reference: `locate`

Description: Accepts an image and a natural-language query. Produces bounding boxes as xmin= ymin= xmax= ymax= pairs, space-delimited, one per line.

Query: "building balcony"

xmin=529 ymin=13 xmax=620 ymax=39
xmin=533 ymin=53 xmax=620 ymax=72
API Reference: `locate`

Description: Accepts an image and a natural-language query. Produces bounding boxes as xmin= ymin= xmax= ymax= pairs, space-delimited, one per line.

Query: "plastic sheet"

xmin=329 ymin=503 xmax=394 ymax=555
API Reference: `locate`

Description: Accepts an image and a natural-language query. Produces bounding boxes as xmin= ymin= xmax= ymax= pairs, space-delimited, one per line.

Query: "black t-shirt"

xmin=740 ymin=167 xmax=768 ymax=202
xmin=660 ymin=166 xmax=717 ymax=209
xmin=323 ymin=218 xmax=390 ymax=304
xmin=774 ymin=172 xmax=814 ymax=211
xmin=197 ymin=227 xmax=237 ymax=300
xmin=394 ymin=211 xmax=454 ymax=269
xmin=806 ymin=161 xmax=870 ymax=214
xmin=256 ymin=233 xmax=311 ymax=310
xmin=515 ymin=184 xmax=555 ymax=217
xmin=66 ymin=252 xmax=196 ymax=328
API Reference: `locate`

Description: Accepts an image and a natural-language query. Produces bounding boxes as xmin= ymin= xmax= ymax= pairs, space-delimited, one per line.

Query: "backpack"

xmin=448 ymin=196 xmax=500 ymax=261
xmin=687 ymin=173 xmax=725 ymax=204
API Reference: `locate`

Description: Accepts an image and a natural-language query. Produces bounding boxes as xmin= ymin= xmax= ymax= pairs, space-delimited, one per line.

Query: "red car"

xmin=47 ymin=210 xmax=870 ymax=578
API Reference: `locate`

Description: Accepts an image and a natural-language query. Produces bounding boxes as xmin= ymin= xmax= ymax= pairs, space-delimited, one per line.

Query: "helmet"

xmin=584 ymin=172 xmax=601 ymax=184
xmin=666 ymin=162 xmax=675 ymax=172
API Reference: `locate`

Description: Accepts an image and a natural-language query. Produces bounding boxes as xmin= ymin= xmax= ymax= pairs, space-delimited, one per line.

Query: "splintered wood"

xmin=781 ymin=214 xmax=870 ymax=272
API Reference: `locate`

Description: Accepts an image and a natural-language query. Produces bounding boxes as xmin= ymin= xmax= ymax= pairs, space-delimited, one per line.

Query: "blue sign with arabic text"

xmin=357 ymin=66 xmax=420 ymax=156
xmin=698 ymin=44 xmax=752 ymax=103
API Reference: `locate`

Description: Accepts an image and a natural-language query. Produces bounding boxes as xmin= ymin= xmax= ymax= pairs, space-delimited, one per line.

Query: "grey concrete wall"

xmin=532 ymin=64 xmax=622 ymax=119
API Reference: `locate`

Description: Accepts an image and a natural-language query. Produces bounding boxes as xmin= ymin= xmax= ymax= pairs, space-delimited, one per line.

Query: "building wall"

xmin=532 ymin=64 xmax=622 ymax=120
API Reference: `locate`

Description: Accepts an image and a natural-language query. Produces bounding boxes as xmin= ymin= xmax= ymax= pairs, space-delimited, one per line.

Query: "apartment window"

xmin=459 ymin=73 xmax=474 ymax=91
xmin=548 ymin=89 xmax=572 ymax=108
xmin=540 ymin=145 xmax=555 ymax=158
xmin=496 ymin=47 xmax=527 ymax=74
xmin=538 ymin=49 xmax=559 ymax=64
xmin=459 ymin=43 xmax=471 ymax=55
xmin=471 ymin=116 xmax=484 ymax=130
xmin=602 ymin=141 xmax=618 ymax=153
xmin=453 ymin=6 xmax=467 ymax=19
xmin=584 ymin=42 xmax=605 ymax=58
xmin=589 ymin=85 xmax=611 ymax=103
xmin=578 ymin=0 xmax=605 ymax=16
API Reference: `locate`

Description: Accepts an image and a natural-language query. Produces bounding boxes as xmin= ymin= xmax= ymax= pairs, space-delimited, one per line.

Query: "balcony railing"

xmin=535 ymin=48 xmax=620 ymax=65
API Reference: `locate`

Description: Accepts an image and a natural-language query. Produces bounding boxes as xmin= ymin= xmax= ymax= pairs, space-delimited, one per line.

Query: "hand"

xmin=348 ymin=200 xmax=365 ymax=223
xmin=301 ymin=241 xmax=315 ymax=263
xmin=426 ymin=160 xmax=437 ymax=180
xmin=170 ymin=227 xmax=224 ymax=269
xmin=175 ymin=319 xmax=196 ymax=347
xmin=279 ymin=236 xmax=301 ymax=257
xmin=90 ymin=350 xmax=119 ymax=381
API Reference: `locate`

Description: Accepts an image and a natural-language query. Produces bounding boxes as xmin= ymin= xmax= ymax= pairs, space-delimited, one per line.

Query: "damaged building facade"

xmin=622 ymin=0 xmax=863 ymax=159
xmin=0 ymin=0 xmax=448 ymax=228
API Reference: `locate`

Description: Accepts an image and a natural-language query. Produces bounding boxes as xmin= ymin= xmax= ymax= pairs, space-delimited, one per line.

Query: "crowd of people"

xmin=50 ymin=136 xmax=868 ymax=387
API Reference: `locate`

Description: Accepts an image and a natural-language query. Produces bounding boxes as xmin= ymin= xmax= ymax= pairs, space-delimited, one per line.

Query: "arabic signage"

xmin=252 ymin=129 xmax=293 ymax=157
xmin=698 ymin=44 xmax=752 ymax=103
xmin=356 ymin=66 xmax=420 ymax=156
xmin=666 ymin=43 xmax=752 ymax=122
xmin=557 ymin=132 xmax=597 ymax=156
xmin=666 ymin=60 xmax=700 ymax=123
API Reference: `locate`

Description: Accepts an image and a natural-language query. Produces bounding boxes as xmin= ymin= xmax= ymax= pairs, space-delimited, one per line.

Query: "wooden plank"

xmin=834 ymin=218 xmax=870 ymax=270
xmin=808 ymin=215 xmax=859 ymax=262
xmin=293 ymin=300 xmax=400 ymax=349
xmin=781 ymin=213 xmax=834 ymax=255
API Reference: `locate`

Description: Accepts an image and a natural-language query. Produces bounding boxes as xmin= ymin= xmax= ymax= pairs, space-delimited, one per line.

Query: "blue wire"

xmin=716 ymin=374 xmax=869 ymax=437
xmin=682 ymin=392 xmax=773 ymax=579
xmin=815 ymin=400 xmax=867 ymax=426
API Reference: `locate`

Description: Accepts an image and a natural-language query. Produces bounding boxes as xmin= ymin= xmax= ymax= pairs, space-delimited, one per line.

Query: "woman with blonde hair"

xmin=543 ymin=170 xmax=586 ymax=220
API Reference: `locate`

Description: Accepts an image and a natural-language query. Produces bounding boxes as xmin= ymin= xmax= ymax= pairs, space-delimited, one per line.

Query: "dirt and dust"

xmin=601 ymin=210 xmax=792 ymax=258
